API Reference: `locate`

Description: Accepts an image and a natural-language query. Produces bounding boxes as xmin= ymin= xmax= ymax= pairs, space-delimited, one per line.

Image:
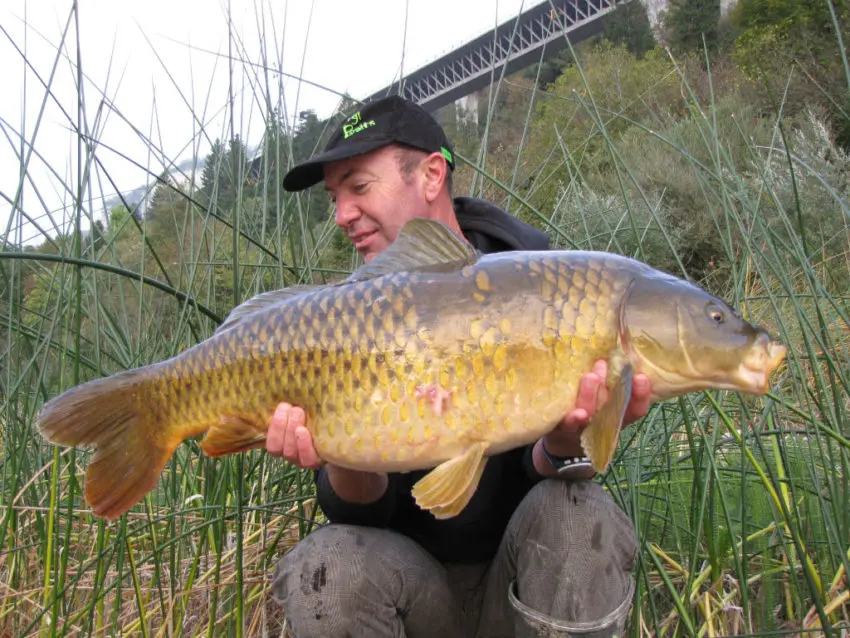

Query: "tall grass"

xmin=1 ymin=2 xmax=848 ymax=636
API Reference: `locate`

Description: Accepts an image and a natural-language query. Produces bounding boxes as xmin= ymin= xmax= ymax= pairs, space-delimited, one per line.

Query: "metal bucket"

xmin=507 ymin=576 xmax=635 ymax=638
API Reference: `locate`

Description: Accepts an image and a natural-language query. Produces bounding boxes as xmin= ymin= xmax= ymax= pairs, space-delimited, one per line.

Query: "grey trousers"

xmin=271 ymin=479 xmax=637 ymax=638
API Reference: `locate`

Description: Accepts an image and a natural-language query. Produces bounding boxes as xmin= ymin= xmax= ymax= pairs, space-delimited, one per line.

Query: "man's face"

xmin=324 ymin=146 xmax=429 ymax=263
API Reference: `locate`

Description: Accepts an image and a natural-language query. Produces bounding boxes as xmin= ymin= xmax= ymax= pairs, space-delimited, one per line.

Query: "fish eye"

xmin=709 ymin=309 xmax=725 ymax=324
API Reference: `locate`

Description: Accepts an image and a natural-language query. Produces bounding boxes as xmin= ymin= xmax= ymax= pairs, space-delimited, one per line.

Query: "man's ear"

xmin=420 ymin=152 xmax=449 ymax=203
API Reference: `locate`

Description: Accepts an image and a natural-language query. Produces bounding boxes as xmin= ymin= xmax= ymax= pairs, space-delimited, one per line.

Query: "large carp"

xmin=37 ymin=219 xmax=786 ymax=520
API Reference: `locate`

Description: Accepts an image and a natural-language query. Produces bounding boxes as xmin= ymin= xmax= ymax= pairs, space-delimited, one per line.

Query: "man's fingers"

xmin=289 ymin=407 xmax=321 ymax=469
xmin=269 ymin=403 xmax=321 ymax=468
xmin=562 ymin=407 xmax=590 ymax=431
xmin=266 ymin=403 xmax=288 ymax=456
xmin=560 ymin=367 xmax=605 ymax=433
xmin=295 ymin=426 xmax=322 ymax=469
xmin=288 ymin=405 xmax=304 ymax=425
xmin=281 ymin=405 xmax=298 ymax=461
xmin=624 ymin=374 xmax=653 ymax=425
xmin=576 ymin=369 xmax=603 ymax=416
xmin=592 ymin=359 xmax=607 ymax=379
xmin=632 ymin=374 xmax=652 ymax=400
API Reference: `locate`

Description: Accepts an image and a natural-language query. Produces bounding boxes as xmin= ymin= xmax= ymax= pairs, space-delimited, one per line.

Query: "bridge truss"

xmin=362 ymin=0 xmax=628 ymax=112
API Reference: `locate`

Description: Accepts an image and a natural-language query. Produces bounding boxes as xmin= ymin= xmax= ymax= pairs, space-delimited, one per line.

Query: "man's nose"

xmin=334 ymin=195 xmax=360 ymax=228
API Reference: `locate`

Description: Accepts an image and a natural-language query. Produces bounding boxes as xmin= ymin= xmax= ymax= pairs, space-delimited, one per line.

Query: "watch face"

xmin=556 ymin=460 xmax=596 ymax=479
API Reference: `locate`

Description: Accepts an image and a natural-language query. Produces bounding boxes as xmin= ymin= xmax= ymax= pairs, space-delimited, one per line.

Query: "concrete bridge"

xmin=362 ymin=0 xmax=629 ymax=112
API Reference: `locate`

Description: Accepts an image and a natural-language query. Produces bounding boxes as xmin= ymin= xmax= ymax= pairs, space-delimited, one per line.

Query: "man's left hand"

xmin=543 ymin=359 xmax=652 ymax=458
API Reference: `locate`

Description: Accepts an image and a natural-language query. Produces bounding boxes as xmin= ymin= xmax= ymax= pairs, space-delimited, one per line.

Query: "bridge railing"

xmin=364 ymin=0 xmax=627 ymax=112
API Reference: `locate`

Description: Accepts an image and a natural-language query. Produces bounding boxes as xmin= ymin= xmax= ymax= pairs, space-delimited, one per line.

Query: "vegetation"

xmin=1 ymin=0 xmax=848 ymax=635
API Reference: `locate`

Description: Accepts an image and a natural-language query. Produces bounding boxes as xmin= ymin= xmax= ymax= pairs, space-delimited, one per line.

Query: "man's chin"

xmin=357 ymin=234 xmax=386 ymax=262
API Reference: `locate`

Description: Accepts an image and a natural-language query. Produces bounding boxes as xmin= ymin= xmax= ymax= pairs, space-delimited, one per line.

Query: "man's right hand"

xmin=266 ymin=402 xmax=389 ymax=504
xmin=266 ymin=403 xmax=323 ymax=470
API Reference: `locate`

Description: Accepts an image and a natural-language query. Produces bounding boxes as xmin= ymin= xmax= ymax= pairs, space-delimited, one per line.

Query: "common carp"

xmin=36 ymin=218 xmax=787 ymax=520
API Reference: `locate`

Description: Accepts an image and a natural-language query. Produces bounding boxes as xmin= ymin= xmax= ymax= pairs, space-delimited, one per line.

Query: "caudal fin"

xmin=36 ymin=369 xmax=181 ymax=520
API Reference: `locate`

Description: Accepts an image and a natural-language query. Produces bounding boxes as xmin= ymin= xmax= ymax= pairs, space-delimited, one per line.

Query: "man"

xmin=267 ymin=95 xmax=651 ymax=637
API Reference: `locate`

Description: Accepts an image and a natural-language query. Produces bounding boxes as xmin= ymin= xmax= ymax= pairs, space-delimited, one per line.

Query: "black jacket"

xmin=314 ymin=198 xmax=552 ymax=564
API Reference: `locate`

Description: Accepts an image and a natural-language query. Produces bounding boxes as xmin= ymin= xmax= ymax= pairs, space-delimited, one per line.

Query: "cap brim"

xmin=282 ymin=138 xmax=392 ymax=192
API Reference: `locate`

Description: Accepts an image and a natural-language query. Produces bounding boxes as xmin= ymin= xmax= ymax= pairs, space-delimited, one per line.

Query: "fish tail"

xmin=36 ymin=368 xmax=180 ymax=520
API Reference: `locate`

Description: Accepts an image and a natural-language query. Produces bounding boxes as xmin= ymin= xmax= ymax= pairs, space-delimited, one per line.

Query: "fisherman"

xmin=267 ymin=95 xmax=652 ymax=637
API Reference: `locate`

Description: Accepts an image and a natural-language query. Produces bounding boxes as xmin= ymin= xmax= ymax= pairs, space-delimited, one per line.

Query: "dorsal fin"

xmin=345 ymin=218 xmax=479 ymax=283
xmin=216 ymin=220 xmax=477 ymax=332
xmin=215 ymin=284 xmax=322 ymax=333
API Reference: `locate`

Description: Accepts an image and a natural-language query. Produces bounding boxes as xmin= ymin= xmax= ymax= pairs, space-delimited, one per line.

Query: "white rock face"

xmin=639 ymin=0 xmax=739 ymax=30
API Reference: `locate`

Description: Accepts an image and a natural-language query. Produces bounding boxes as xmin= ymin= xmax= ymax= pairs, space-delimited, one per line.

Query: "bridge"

xmin=361 ymin=0 xmax=628 ymax=112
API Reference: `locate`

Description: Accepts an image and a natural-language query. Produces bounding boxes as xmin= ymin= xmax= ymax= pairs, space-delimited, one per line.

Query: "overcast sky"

xmin=0 ymin=0 xmax=531 ymax=245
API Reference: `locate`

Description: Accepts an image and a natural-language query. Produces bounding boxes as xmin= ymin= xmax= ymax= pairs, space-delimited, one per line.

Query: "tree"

xmin=109 ymin=204 xmax=132 ymax=231
xmin=522 ymin=43 xmax=683 ymax=217
xmin=148 ymin=171 xmax=179 ymax=220
xmin=200 ymin=139 xmax=225 ymax=206
xmin=731 ymin=0 xmax=840 ymax=32
xmin=731 ymin=0 xmax=849 ymax=71
xmin=730 ymin=0 xmax=850 ymax=147
xmin=292 ymin=110 xmax=328 ymax=164
xmin=90 ymin=220 xmax=106 ymax=253
xmin=257 ymin=109 xmax=334 ymax=231
xmin=662 ymin=0 xmax=722 ymax=55
xmin=602 ymin=0 xmax=657 ymax=58
xmin=292 ymin=110 xmax=333 ymax=225
xmin=523 ymin=49 xmax=576 ymax=89
xmin=200 ymin=136 xmax=250 ymax=217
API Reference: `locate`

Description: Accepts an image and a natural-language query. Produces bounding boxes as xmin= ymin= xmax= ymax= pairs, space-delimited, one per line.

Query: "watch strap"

xmin=541 ymin=438 xmax=595 ymax=478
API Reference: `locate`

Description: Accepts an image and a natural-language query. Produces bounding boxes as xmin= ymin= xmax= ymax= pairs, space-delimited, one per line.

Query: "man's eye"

xmin=353 ymin=183 xmax=368 ymax=193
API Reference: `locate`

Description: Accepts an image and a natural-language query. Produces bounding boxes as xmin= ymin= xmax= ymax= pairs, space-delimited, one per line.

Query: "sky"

xmin=0 ymin=0 xmax=531 ymax=246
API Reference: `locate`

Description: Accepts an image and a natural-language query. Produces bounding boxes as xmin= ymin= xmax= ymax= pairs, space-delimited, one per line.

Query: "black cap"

xmin=282 ymin=95 xmax=455 ymax=192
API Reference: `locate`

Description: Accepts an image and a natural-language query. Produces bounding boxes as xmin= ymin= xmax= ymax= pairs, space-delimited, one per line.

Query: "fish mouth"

xmin=733 ymin=338 xmax=787 ymax=394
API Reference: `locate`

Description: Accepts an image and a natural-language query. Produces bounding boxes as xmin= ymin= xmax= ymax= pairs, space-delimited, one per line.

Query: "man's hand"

xmin=567 ymin=359 xmax=652 ymax=430
xmin=266 ymin=403 xmax=322 ymax=469
xmin=542 ymin=359 xmax=652 ymax=459
xmin=266 ymin=402 xmax=389 ymax=504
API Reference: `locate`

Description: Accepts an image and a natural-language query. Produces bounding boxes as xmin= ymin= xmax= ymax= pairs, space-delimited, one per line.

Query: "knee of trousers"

xmin=512 ymin=479 xmax=637 ymax=572
xmin=269 ymin=523 xmax=441 ymax=631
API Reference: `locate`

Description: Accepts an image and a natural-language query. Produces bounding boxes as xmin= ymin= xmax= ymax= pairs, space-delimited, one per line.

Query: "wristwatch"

xmin=541 ymin=438 xmax=596 ymax=479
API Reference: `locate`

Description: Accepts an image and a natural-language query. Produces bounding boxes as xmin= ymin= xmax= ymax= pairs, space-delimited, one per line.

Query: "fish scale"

xmin=35 ymin=218 xmax=787 ymax=521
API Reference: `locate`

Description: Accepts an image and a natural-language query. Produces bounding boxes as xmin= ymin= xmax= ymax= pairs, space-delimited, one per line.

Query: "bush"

xmin=520 ymin=43 xmax=684 ymax=217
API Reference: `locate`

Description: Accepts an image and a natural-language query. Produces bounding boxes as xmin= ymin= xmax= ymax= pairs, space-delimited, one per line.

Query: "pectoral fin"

xmin=411 ymin=442 xmax=489 ymax=519
xmin=580 ymin=354 xmax=634 ymax=473
xmin=199 ymin=415 xmax=268 ymax=457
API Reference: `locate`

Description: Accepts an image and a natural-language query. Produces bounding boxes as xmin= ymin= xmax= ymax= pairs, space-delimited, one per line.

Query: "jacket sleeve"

xmin=521 ymin=442 xmax=549 ymax=483
xmin=314 ymin=466 xmax=397 ymax=527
